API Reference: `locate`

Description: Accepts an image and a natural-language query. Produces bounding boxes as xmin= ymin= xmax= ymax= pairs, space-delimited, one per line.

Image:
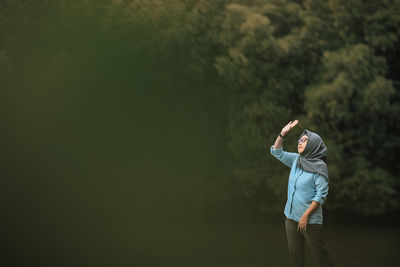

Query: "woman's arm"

xmin=273 ymin=120 xmax=298 ymax=149
xmin=298 ymin=175 xmax=329 ymax=232
xmin=273 ymin=134 xmax=284 ymax=149
xmin=270 ymin=120 xmax=300 ymax=168
xmin=298 ymin=201 xmax=320 ymax=232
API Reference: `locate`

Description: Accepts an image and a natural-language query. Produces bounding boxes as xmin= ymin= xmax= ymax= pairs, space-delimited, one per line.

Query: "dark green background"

xmin=1 ymin=1 xmax=400 ymax=266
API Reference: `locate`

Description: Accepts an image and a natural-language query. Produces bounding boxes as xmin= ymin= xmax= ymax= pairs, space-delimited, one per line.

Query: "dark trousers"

xmin=285 ymin=217 xmax=334 ymax=267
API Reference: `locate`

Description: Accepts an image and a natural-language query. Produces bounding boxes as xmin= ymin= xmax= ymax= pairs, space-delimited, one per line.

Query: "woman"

xmin=270 ymin=120 xmax=334 ymax=267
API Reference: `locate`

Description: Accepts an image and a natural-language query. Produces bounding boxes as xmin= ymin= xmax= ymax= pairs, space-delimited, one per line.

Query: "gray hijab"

xmin=297 ymin=129 xmax=329 ymax=180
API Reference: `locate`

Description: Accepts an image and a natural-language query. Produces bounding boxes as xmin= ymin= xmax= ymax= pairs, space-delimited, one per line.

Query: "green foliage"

xmin=334 ymin=159 xmax=398 ymax=215
xmin=2 ymin=0 xmax=399 ymax=220
xmin=181 ymin=0 xmax=400 ymax=217
xmin=305 ymin=44 xmax=399 ymax=214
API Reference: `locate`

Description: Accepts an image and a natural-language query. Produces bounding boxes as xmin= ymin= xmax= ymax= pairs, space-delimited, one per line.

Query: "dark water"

xmin=3 ymin=219 xmax=399 ymax=267
xmin=136 ymin=221 xmax=400 ymax=267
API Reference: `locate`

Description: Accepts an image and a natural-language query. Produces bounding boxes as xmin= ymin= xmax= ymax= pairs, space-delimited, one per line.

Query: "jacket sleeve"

xmin=270 ymin=145 xmax=299 ymax=168
xmin=312 ymin=174 xmax=329 ymax=205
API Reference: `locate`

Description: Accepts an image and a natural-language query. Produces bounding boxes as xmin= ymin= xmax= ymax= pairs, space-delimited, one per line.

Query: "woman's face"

xmin=297 ymin=135 xmax=308 ymax=154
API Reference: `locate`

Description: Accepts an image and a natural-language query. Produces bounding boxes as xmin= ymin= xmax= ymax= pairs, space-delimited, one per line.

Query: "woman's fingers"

xmin=297 ymin=219 xmax=307 ymax=232
xmin=290 ymin=120 xmax=299 ymax=128
xmin=285 ymin=121 xmax=293 ymax=129
xmin=282 ymin=120 xmax=299 ymax=134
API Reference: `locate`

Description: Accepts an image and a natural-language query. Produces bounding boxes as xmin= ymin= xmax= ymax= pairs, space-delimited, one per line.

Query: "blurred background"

xmin=1 ymin=0 xmax=400 ymax=266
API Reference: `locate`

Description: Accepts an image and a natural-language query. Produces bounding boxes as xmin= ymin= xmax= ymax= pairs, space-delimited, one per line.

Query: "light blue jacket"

xmin=270 ymin=146 xmax=329 ymax=224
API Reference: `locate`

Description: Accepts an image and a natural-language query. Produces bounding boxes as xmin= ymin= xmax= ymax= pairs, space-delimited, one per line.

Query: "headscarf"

xmin=297 ymin=129 xmax=329 ymax=180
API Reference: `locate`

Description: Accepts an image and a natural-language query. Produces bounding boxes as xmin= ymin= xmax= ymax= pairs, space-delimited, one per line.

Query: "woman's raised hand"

xmin=281 ymin=120 xmax=298 ymax=137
